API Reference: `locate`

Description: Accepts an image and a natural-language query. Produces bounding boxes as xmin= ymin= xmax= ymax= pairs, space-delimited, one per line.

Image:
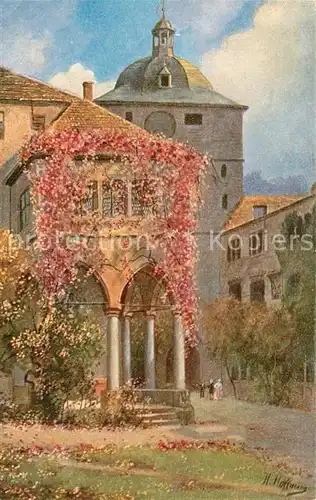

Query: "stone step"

xmin=142 ymin=418 xmax=180 ymax=426
xmin=138 ymin=411 xmax=178 ymax=420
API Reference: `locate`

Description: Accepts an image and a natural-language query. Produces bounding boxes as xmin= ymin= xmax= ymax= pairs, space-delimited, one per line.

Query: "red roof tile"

xmin=0 ymin=67 xmax=76 ymax=102
xmin=0 ymin=67 xmax=145 ymax=135
xmin=50 ymin=98 xmax=141 ymax=133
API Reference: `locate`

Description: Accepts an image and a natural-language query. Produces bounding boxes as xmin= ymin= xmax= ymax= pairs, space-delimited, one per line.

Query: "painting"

xmin=0 ymin=0 xmax=315 ymax=498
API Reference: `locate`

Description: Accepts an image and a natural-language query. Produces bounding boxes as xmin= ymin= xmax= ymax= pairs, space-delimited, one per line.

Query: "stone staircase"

xmin=136 ymin=404 xmax=181 ymax=426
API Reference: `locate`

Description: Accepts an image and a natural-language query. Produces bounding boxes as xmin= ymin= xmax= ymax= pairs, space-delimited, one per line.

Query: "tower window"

xmin=125 ymin=112 xmax=133 ymax=122
xmin=161 ymin=32 xmax=167 ymax=45
xmin=0 ymin=111 xmax=4 ymax=139
xmin=222 ymin=194 xmax=228 ymax=210
xmin=185 ymin=114 xmax=203 ymax=125
xmin=32 ymin=115 xmax=45 ymax=132
xmin=221 ymin=164 xmax=227 ymax=179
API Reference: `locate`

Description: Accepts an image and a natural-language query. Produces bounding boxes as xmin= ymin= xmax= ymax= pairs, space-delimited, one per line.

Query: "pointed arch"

xmin=120 ymin=264 xmax=175 ymax=312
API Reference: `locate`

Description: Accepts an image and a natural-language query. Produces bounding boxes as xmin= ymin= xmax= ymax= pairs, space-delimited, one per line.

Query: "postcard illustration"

xmin=0 ymin=0 xmax=315 ymax=498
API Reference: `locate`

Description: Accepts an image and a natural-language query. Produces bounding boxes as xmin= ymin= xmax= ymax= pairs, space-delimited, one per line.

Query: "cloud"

xmin=167 ymin=0 xmax=248 ymax=39
xmin=1 ymin=32 xmax=51 ymax=74
xmin=0 ymin=0 xmax=77 ymax=75
xmin=49 ymin=63 xmax=115 ymax=99
xmin=201 ymin=0 xmax=315 ymax=182
xmin=244 ymin=171 xmax=308 ymax=195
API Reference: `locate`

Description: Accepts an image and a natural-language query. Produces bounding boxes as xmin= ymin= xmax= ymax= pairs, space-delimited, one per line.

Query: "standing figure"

xmin=214 ymin=379 xmax=223 ymax=400
xmin=199 ymin=382 xmax=205 ymax=398
xmin=208 ymin=379 xmax=214 ymax=400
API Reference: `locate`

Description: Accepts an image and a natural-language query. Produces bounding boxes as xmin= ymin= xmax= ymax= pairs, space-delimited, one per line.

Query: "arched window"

xmin=221 ymin=164 xmax=227 ymax=179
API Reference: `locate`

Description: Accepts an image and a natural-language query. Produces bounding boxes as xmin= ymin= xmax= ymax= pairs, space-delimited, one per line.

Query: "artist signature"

xmin=263 ymin=472 xmax=307 ymax=496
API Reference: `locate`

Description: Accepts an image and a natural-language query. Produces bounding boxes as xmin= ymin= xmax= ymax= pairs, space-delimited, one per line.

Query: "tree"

xmin=0 ymin=230 xmax=103 ymax=420
xmin=277 ymin=204 xmax=316 ymax=379
xmin=0 ymin=230 xmax=31 ymax=372
xmin=203 ymin=298 xmax=245 ymax=398
xmin=242 ymin=302 xmax=299 ymax=405
xmin=11 ymin=303 xmax=102 ymax=421
xmin=203 ymin=299 xmax=299 ymax=405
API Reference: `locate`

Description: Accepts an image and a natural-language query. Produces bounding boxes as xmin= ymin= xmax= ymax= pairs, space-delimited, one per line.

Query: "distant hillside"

xmin=244 ymin=171 xmax=308 ymax=195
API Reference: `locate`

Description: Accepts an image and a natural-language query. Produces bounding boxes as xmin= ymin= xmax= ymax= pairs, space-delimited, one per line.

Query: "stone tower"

xmin=96 ymin=10 xmax=247 ymax=303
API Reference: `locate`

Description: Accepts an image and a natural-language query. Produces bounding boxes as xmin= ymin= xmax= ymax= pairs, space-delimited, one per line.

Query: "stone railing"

xmin=133 ymin=389 xmax=190 ymax=407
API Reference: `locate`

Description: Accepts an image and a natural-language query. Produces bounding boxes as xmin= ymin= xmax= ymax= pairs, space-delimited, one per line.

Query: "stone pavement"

xmin=174 ymin=393 xmax=316 ymax=485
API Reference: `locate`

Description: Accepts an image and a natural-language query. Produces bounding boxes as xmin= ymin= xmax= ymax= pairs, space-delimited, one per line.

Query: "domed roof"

xmin=114 ymin=55 xmax=212 ymax=92
xmin=96 ymin=13 xmax=245 ymax=108
xmin=152 ymin=16 xmax=174 ymax=32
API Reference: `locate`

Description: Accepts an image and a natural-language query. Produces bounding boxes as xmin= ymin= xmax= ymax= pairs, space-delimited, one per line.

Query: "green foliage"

xmin=100 ymin=386 xmax=143 ymax=427
xmin=203 ymin=299 xmax=300 ymax=405
xmin=11 ymin=304 xmax=103 ymax=422
xmin=278 ymin=205 xmax=316 ymax=362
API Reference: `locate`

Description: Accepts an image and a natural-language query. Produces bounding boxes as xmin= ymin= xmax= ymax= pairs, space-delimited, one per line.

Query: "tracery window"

xmin=85 ymin=180 xmax=127 ymax=217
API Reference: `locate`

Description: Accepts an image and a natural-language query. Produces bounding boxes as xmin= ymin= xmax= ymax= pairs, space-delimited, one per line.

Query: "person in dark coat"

xmin=199 ymin=382 xmax=205 ymax=398
xmin=208 ymin=379 xmax=214 ymax=399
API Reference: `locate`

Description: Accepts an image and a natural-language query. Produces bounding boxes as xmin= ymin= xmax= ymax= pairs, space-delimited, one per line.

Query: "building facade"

xmin=220 ymin=192 xmax=316 ymax=303
xmin=1 ymin=67 xmax=193 ymax=393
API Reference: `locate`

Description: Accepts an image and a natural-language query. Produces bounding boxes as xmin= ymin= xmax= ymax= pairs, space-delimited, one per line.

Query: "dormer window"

xmin=160 ymin=74 xmax=171 ymax=87
xmin=159 ymin=65 xmax=172 ymax=88
xmin=253 ymin=205 xmax=267 ymax=218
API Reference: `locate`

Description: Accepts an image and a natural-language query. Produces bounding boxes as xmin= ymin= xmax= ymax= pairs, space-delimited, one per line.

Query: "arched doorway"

xmin=120 ymin=265 xmax=174 ymax=388
xmin=67 ymin=268 xmax=109 ymax=378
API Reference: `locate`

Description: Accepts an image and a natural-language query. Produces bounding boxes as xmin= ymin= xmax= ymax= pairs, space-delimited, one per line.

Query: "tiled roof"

xmin=0 ymin=67 xmax=144 ymax=134
xmin=50 ymin=98 xmax=141 ymax=133
xmin=223 ymin=195 xmax=303 ymax=232
xmin=0 ymin=67 xmax=76 ymax=102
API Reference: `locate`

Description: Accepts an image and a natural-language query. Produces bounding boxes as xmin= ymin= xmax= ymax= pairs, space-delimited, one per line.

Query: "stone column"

xmin=127 ymin=181 xmax=132 ymax=217
xmin=173 ymin=313 xmax=186 ymax=390
xmin=145 ymin=312 xmax=156 ymax=389
xmin=122 ymin=313 xmax=132 ymax=384
xmin=96 ymin=314 xmax=107 ymax=379
xmin=107 ymin=309 xmax=121 ymax=390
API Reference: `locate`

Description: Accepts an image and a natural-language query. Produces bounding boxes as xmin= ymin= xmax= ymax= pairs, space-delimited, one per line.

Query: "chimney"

xmin=82 ymin=81 xmax=94 ymax=101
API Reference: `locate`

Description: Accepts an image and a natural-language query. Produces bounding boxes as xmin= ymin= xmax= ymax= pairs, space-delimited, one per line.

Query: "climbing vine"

xmin=22 ymin=129 xmax=207 ymax=346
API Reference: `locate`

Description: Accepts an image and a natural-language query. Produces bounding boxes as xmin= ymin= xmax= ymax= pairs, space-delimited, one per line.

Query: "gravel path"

xmin=175 ymin=394 xmax=316 ymax=484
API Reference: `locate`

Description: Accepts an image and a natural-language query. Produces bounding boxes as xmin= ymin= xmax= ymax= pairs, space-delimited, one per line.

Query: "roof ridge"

xmin=0 ymin=66 xmax=79 ymax=102
xmin=48 ymin=96 xmax=149 ymax=134
xmin=223 ymin=193 xmax=308 ymax=232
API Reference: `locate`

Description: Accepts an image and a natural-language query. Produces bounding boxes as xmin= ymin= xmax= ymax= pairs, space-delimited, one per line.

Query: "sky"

xmin=1 ymin=0 xmax=315 ymax=192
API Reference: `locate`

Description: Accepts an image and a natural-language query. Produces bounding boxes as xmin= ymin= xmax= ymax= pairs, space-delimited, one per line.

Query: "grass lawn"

xmin=0 ymin=443 xmax=311 ymax=499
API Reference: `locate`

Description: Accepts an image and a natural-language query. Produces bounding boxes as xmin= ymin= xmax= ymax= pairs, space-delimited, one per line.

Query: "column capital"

xmin=107 ymin=307 xmax=121 ymax=317
xmin=145 ymin=310 xmax=156 ymax=319
xmin=173 ymin=310 xmax=182 ymax=318
xmin=122 ymin=310 xmax=133 ymax=319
